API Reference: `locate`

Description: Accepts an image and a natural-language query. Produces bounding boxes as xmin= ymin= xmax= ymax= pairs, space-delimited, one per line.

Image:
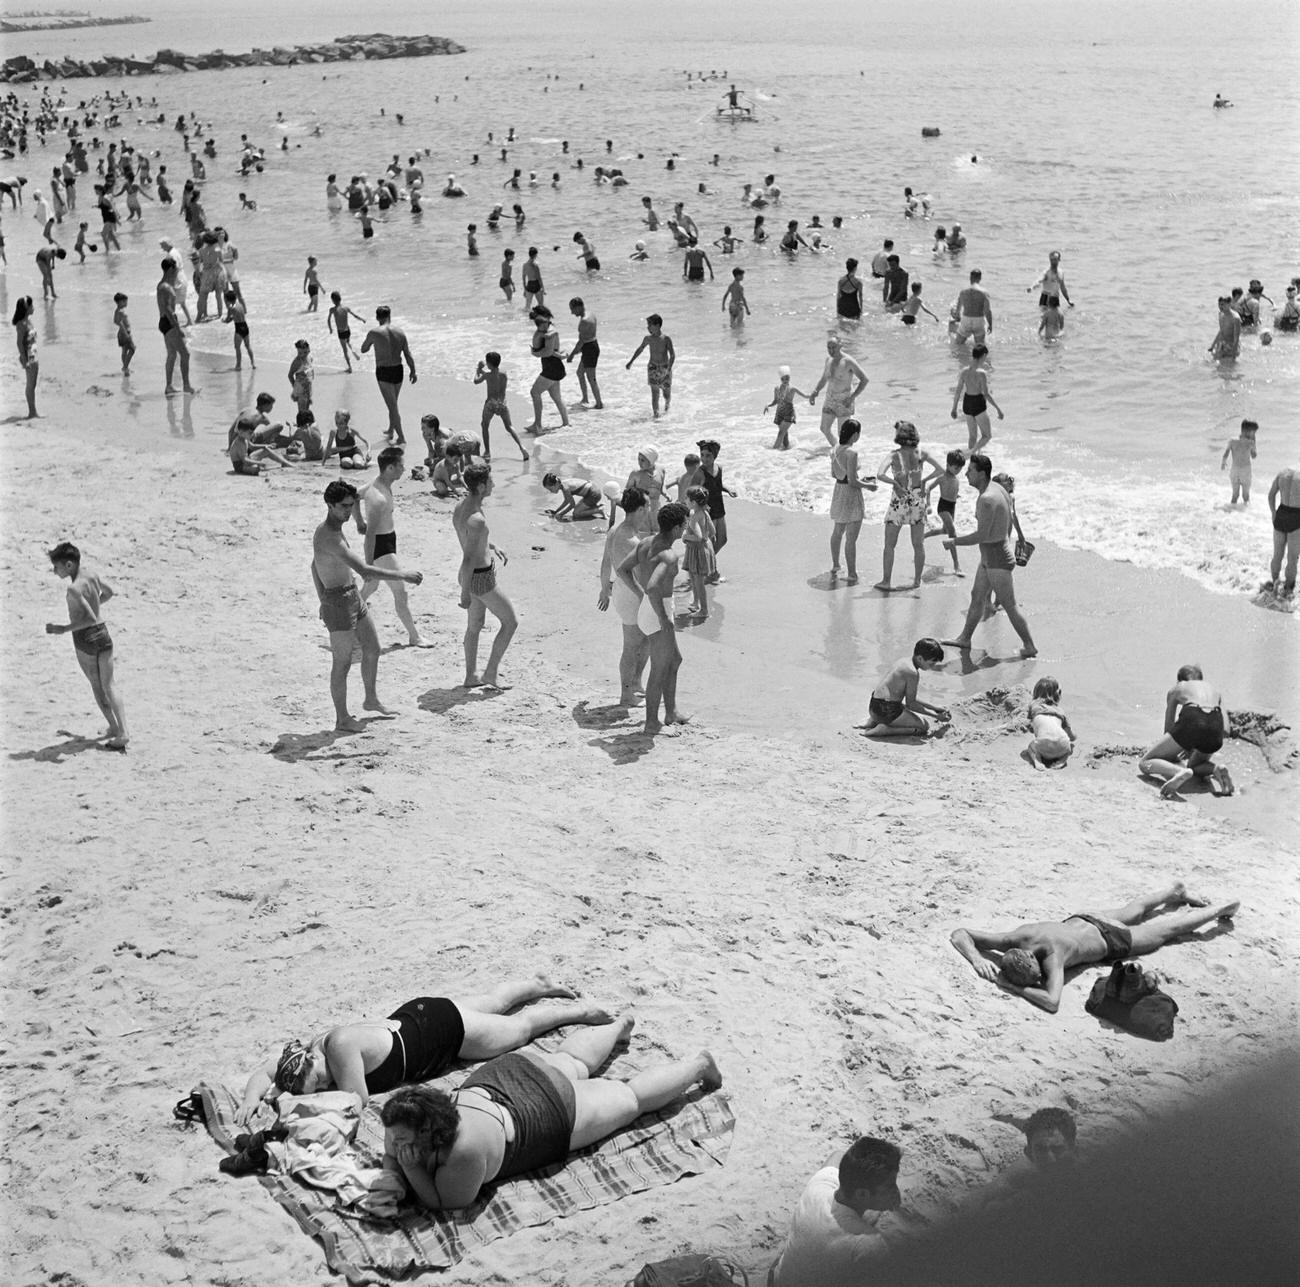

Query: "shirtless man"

xmin=942 ymin=453 xmax=1037 ymax=658
xmin=626 ymin=314 xmax=676 ymax=418
xmin=616 ymin=502 xmax=689 ymax=735
xmin=953 ymin=269 xmax=994 ymax=345
xmin=453 ymin=463 xmax=517 ymax=691
xmin=682 ymin=238 xmax=714 ymax=283
xmin=227 ymin=392 xmax=278 ymax=449
xmin=361 ymin=305 xmax=417 ymax=444
xmin=1138 ymin=665 xmax=1234 ymax=799
xmin=1266 ymin=465 xmax=1300 ymax=596
xmin=950 ymin=881 xmax=1238 ymax=1013
xmin=809 ymin=336 xmax=868 ymax=447
xmin=45 ymin=541 xmax=129 ymax=749
xmin=312 ymin=479 xmax=422 ymax=731
xmin=156 ymin=257 xmax=197 ymax=395
xmin=379 ymin=1020 xmax=720 ymax=1210
xmin=1207 ymin=296 xmax=1240 ymax=360
xmin=234 ymin=976 xmax=613 ymax=1126
xmin=1028 ymin=251 xmax=1073 ymax=315
xmin=359 ymin=446 xmax=427 ymax=647
xmin=598 ymin=486 xmax=653 ymax=706
xmin=951 ymin=346 xmax=1003 ymax=450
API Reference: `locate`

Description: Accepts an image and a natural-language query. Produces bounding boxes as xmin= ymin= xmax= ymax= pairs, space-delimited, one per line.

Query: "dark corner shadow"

xmin=8 ymin=733 xmax=110 ymax=763
xmin=417 ymin=685 xmax=506 ymax=715
xmin=588 ymin=729 xmax=655 ymax=764
xmin=571 ymin=699 xmax=637 ymax=731
xmin=807 ymin=572 xmax=857 ymax=592
xmin=268 ymin=726 xmax=373 ymax=762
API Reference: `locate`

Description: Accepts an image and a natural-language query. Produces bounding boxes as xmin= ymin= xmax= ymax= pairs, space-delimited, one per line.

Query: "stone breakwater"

xmin=1 ymin=32 xmax=465 ymax=83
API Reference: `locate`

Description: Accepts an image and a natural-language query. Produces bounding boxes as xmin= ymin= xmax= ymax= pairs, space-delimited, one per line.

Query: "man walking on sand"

xmin=453 ymin=463 xmax=518 ymax=691
xmin=312 ymin=479 xmax=423 ymax=731
xmin=361 ymin=305 xmax=416 ymax=444
xmin=617 ymin=502 xmax=690 ymax=736
xmin=950 ymin=881 xmax=1238 ymax=1013
xmin=156 ymin=257 xmax=197 ymax=396
xmin=943 ymin=453 xmax=1036 ymax=658
xmin=359 ymin=446 xmax=428 ymax=647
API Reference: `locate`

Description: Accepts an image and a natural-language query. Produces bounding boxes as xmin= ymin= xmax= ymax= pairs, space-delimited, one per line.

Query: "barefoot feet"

xmin=697 ymin=1051 xmax=724 ymax=1092
xmin=1159 ymin=768 xmax=1194 ymax=799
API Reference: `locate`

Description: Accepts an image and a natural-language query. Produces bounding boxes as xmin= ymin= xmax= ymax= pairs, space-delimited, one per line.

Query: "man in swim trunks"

xmin=234 ymin=976 xmax=614 ymax=1125
xmin=809 ymin=336 xmax=868 ymax=447
xmin=1207 ymin=295 xmax=1240 ymax=360
xmin=359 ymin=446 xmax=427 ymax=647
xmin=870 ymin=238 xmax=893 ymax=279
xmin=951 ymin=345 xmax=1003 ymax=450
xmin=453 ymin=463 xmax=517 ymax=691
xmin=950 ymin=881 xmax=1238 ymax=1013
xmin=361 ymin=305 xmax=417 ymax=444
xmin=953 ymin=268 xmax=993 ymax=345
xmin=1138 ymin=664 xmax=1234 ymax=799
xmin=626 ymin=314 xmax=675 ymax=418
xmin=312 ymin=479 xmax=423 ymax=731
xmin=942 ymin=453 xmax=1037 ymax=658
xmin=378 ymin=1014 xmax=721 ymax=1209
xmin=156 ymin=257 xmax=197 ymax=396
xmin=599 ymin=486 xmax=654 ymax=706
xmin=1266 ymin=464 xmax=1300 ymax=596
xmin=682 ymin=237 xmax=713 ymax=283
xmin=1028 ymin=250 xmax=1073 ymax=314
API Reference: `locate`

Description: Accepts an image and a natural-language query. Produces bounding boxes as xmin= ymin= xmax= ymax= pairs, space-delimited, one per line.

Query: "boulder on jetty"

xmin=0 ymin=33 xmax=465 ymax=82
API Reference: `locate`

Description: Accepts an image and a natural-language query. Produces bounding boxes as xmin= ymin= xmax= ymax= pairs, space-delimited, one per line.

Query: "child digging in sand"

xmin=1026 ymin=676 xmax=1077 ymax=769
xmin=682 ymin=485 xmax=717 ymax=618
xmin=861 ymin=638 xmax=950 ymax=737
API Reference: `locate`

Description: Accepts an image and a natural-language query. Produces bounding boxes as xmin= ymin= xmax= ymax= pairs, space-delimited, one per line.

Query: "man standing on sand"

xmin=359 ymin=446 xmax=428 ymax=648
xmin=943 ymin=453 xmax=1036 ymax=658
xmin=809 ymin=336 xmax=869 ymax=447
xmin=312 ymin=479 xmax=423 ymax=731
xmin=156 ymin=257 xmax=197 ymax=396
xmin=1138 ymin=664 xmax=1234 ymax=799
xmin=453 ymin=463 xmax=518 ymax=691
xmin=361 ymin=305 xmax=416 ymax=444
xmin=953 ymin=268 xmax=993 ymax=345
xmin=950 ymin=881 xmax=1238 ymax=1013
xmin=1266 ymin=465 xmax=1300 ymax=596
xmin=617 ymin=502 xmax=689 ymax=736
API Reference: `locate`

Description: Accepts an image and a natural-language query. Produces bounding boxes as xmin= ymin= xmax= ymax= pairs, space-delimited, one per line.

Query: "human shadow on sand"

xmin=417 ymin=685 xmax=507 ymax=715
xmin=9 ymin=731 xmax=115 ymax=763
xmin=571 ymin=700 xmax=637 ymax=731
xmin=268 ymin=725 xmax=386 ymax=763
xmin=588 ymin=729 xmax=656 ymax=765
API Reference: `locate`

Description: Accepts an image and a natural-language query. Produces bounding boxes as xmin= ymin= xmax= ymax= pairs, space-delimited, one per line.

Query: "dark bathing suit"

xmin=869 ymin=696 xmax=904 ymax=724
xmin=937 ymin=497 xmax=956 ymax=516
xmin=373 ymin=531 xmax=397 ymax=559
xmin=962 ymin=393 xmax=988 ymax=417
xmin=1038 ymin=293 xmax=1060 ymax=308
xmin=375 ymin=364 xmax=404 ymax=385
xmin=72 ymin=622 xmax=113 ymax=657
xmin=364 ymin=997 xmax=465 ymax=1095
xmin=318 ymin=582 xmax=367 ymax=632
xmin=701 ymin=467 xmax=726 ymax=521
xmin=836 ymin=280 xmax=862 ymax=319
xmin=1172 ymin=703 xmax=1225 ymax=755
xmin=580 ymin=340 xmax=600 ymax=367
xmin=1273 ymin=504 xmax=1300 ymax=533
xmin=459 ymin=1051 xmax=576 ymax=1178
xmin=541 ymin=354 xmax=566 ymax=382
xmin=1066 ymin=913 xmax=1133 ymax=963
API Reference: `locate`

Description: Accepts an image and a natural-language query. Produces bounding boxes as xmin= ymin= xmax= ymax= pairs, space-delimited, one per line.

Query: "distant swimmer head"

xmin=1001 ymin=949 xmax=1043 ymax=988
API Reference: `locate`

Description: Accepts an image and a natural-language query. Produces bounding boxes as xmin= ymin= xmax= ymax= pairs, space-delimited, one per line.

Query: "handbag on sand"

xmin=1085 ymin=961 xmax=1179 ymax=1041
xmin=629 ymin=1253 xmax=749 ymax=1287
xmin=1014 ymin=536 xmax=1036 ymax=566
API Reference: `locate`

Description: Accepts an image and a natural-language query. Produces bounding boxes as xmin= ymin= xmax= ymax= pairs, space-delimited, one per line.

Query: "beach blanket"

xmin=195 ymin=1076 xmax=735 ymax=1283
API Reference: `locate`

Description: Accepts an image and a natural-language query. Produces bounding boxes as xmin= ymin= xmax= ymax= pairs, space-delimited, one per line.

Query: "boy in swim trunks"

xmin=901 ymin=281 xmax=938 ymax=326
xmin=328 ymin=290 xmax=365 ymax=372
xmin=112 ymin=292 xmax=134 ymax=374
xmin=302 ymin=255 xmax=321 ymax=312
xmin=721 ymin=267 xmax=750 ymax=326
xmin=859 ymin=638 xmax=949 ymax=738
xmin=499 ymin=248 xmax=515 ymax=301
xmin=924 ymin=448 xmax=966 ymax=572
xmin=1220 ymin=419 xmax=1258 ymax=505
xmin=224 ymin=290 xmax=254 ymax=370
xmin=1138 ymin=664 xmax=1234 ymax=799
xmin=951 ymin=345 xmax=1003 ymax=451
xmin=626 ymin=314 xmax=675 ymax=418
xmin=45 ymin=541 xmax=130 ymax=749
xmin=453 ymin=464 xmax=517 ymax=690
xmin=474 ymin=351 xmax=529 ymax=461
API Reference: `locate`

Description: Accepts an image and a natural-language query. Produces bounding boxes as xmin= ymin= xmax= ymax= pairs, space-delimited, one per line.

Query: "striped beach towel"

xmin=195 ymin=1074 xmax=734 ymax=1283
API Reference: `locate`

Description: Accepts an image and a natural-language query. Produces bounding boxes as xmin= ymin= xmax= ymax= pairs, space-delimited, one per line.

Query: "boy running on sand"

xmin=859 ymin=638 xmax=949 ymax=738
xmin=224 ymin=290 xmax=254 ymax=370
xmin=763 ymin=366 xmax=809 ymax=451
xmin=303 ymin=256 xmax=322 ymax=311
xmin=45 ymin=541 xmax=130 ymax=750
xmin=328 ymin=291 xmax=365 ymax=371
xmin=924 ymin=449 xmax=966 ymax=573
xmin=475 ymin=351 xmax=530 ymax=461
xmin=112 ymin=292 xmax=135 ymax=374
xmin=721 ymin=267 xmax=750 ymax=326
xmin=951 ymin=345 xmax=1003 ymax=451
xmin=1220 ymin=419 xmax=1258 ymax=505
xmin=626 ymin=314 xmax=676 ymax=417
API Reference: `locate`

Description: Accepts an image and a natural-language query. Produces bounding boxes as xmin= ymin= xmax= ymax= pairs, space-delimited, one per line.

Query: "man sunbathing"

xmin=379 ymin=1015 xmax=722 ymax=1209
xmin=235 ymin=976 xmax=611 ymax=1125
xmin=949 ymin=882 xmax=1238 ymax=1013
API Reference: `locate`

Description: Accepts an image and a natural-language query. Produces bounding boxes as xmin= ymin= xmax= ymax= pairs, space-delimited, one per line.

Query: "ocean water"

xmin=6 ymin=0 xmax=1299 ymax=598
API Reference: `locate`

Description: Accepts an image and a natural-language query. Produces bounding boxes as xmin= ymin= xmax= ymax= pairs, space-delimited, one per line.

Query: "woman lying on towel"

xmin=379 ymin=1015 xmax=722 ymax=1209
xmin=235 ymin=977 xmax=612 ymax=1126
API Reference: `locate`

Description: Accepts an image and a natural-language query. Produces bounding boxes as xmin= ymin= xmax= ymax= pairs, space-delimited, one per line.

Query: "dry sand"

xmin=2 ymin=333 xmax=1297 ymax=1286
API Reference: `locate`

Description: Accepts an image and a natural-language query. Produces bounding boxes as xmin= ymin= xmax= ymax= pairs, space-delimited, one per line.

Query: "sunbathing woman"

xmin=235 ymin=976 xmax=612 ymax=1125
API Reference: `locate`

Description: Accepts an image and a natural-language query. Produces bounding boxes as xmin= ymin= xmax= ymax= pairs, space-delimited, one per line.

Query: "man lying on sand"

xmin=378 ymin=1015 xmax=721 ymax=1209
xmin=235 ymin=976 xmax=612 ymax=1125
xmin=949 ymin=881 xmax=1238 ymax=1013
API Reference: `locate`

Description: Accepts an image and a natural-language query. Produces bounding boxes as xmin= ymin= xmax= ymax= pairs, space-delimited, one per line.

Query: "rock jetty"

xmin=0 ymin=33 xmax=465 ymax=83
xmin=0 ymin=14 xmax=150 ymax=35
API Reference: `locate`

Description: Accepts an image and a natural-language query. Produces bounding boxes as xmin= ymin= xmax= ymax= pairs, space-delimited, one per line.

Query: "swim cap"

xmin=638 ymin=445 xmax=659 ymax=467
xmin=274 ymin=1040 xmax=313 ymax=1095
xmin=778 ymin=366 xmax=791 ymax=377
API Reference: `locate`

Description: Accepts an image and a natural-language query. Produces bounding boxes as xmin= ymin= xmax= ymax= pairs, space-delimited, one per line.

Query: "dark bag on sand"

xmin=1085 ymin=961 xmax=1179 ymax=1041
xmin=1015 ymin=536 xmax=1036 ymax=567
xmin=629 ymin=1253 xmax=749 ymax=1287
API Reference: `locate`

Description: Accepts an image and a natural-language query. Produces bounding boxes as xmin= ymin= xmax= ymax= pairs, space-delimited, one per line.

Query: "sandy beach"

xmin=2 ymin=321 xmax=1297 ymax=1283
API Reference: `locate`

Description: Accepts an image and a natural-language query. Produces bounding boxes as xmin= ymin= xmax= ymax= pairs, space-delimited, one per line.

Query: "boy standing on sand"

xmin=951 ymin=345 xmax=1003 ymax=451
xmin=359 ymin=446 xmax=428 ymax=648
xmin=45 ymin=542 xmax=130 ymax=750
xmin=626 ymin=314 xmax=676 ymax=418
xmin=453 ymin=463 xmax=518 ymax=691
xmin=303 ymin=256 xmax=322 ymax=311
xmin=860 ymin=638 xmax=949 ymax=738
xmin=112 ymin=292 xmax=134 ymax=374
xmin=328 ymin=290 xmax=365 ymax=371
xmin=1220 ymin=419 xmax=1258 ymax=505
xmin=475 ymin=351 xmax=530 ymax=461
xmin=312 ymin=480 xmax=423 ymax=731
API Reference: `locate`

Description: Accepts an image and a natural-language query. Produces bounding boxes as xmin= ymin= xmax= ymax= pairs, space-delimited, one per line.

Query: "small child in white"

xmin=1220 ymin=418 xmax=1258 ymax=504
xmin=682 ymin=485 xmax=717 ymax=618
xmin=763 ymin=366 xmax=809 ymax=451
xmin=1026 ymin=676 xmax=1076 ymax=770
xmin=861 ymin=638 xmax=950 ymax=737
xmin=924 ymin=448 xmax=966 ymax=574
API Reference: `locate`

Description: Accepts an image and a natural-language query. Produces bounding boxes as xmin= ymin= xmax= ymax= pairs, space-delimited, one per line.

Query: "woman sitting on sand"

xmin=379 ymin=1016 xmax=721 ymax=1209
xmin=875 ymin=421 xmax=944 ymax=592
xmin=525 ymin=306 xmax=570 ymax=434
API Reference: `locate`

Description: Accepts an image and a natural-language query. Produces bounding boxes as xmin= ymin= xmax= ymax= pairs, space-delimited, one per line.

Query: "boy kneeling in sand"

xmin=861 ymin=638 xmax=949 ymax=737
